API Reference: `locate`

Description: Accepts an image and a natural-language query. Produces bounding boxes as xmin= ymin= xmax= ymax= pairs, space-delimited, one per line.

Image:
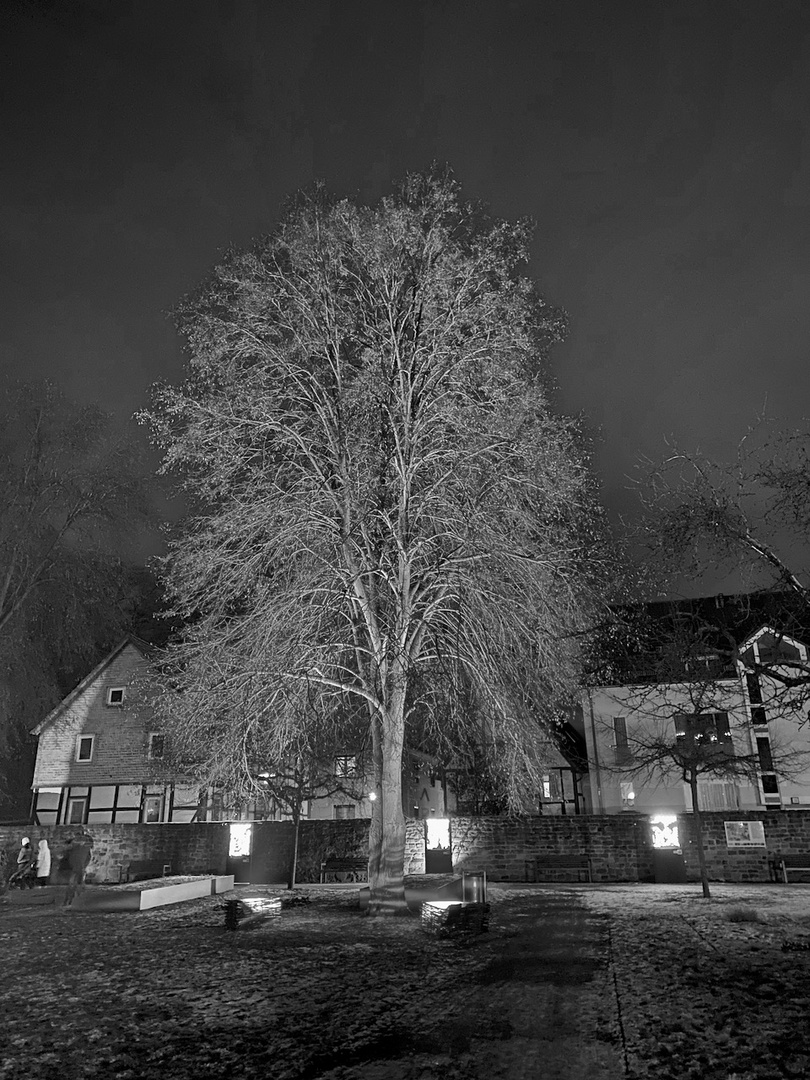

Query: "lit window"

xmin=75 ymin=735 xmax=95 ymax=763
xmin=148 ymin=733 xmax=165 ymax=760
xmin=334 ymin=804 xmax=356 ymax=820
xmin=675 ymin=713 xmax=732 ymax=754
xmin=106 ymin=687 xmax=125 ymax=706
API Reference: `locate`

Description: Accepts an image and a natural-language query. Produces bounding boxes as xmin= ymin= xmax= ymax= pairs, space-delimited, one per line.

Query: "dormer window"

xmin=107 ymin=687 xmax=125 ymax=707
xmin=75 ymin=735 xmax=95 ymax=762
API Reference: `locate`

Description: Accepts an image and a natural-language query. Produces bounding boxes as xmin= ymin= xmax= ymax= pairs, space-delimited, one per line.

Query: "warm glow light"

xmin=368 ymin=792 xmax=377 ymax=801
xmin=228 ymin=822 xmax=252 ymax=857
xmin=426 ymin=817 xmax=450 ymax=850
xmin=650 ymin=814 xmax=680 ymax=849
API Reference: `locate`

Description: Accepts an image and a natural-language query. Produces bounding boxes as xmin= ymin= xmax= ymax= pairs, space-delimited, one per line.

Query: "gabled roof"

xmin=30 ymin=636 xmax=156 ymax=737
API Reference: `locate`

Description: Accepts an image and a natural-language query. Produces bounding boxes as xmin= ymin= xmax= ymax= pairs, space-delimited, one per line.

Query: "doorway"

xmin=424 ymin=817 xmax=453 ymax=873
xmin=226 ymin=822 xmax=252 ymax=883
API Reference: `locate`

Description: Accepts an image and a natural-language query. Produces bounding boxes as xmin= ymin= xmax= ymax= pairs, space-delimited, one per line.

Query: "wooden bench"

xmin=525 ymin=854 xmax=592 ymax=883
xmin=124 ymin=860 xmax=172 ymax=883
xmin=319 ymin=858 xmax=368 ymax=884
xmin=777 ymin=856 xmax=810 ymax=884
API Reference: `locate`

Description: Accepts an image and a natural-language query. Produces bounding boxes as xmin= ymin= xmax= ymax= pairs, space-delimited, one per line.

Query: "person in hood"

xmin=36 ymin=839 xmax=51 ymax=886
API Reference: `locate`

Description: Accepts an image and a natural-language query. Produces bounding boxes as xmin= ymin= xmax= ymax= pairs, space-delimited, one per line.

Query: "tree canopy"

xmin=0 ymin=380 xmax=161 ymax=814
xmin=143 ymin=169 xmax=616 ymax=913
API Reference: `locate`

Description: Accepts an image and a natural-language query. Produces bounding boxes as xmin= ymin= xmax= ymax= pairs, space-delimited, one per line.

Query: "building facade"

xmin=29 ymin=638 xmax=451 ymax=826
xmin=577 ymin=616 xmax=810 ymax=817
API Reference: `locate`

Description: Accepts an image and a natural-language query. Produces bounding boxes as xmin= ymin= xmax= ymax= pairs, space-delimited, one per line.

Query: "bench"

xmin=223 ymin=895 xmax=281 ymax=931
xmin=525 ymin=854 xmax=592 ymax=883
xmin=124 ymin=860 xmax=172 ymax=883
xmin=777 ymin=856 xmax=810 ymax=884
xmin=319 ymin=858 xmax=368 ymax=884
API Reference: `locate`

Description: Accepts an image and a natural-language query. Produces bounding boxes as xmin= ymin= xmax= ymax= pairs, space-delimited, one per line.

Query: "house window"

xmin=613 ymin=717 xmax=632 ymax=764
xmin=106 ymin=687 xmax=125 ymax=706
xmin=746 ymin=673 xmax=767 ymax=724
xmin=143 ymin=795 xmax=163 ymax=823
xmin=148 ymin=733 xmax=165 ymax=760
xmin=675 ymin=713 xmax=732 ymax=754
xmin=66 ymin=797 xmax=87 ymax=825
xmin=541 ymin=772 xmax=562 ymax=801
xmin=620 ymin=781 xmax=636 ymax=808
xmin=757 ymin=737 xmax=774 ymax=773
xmin=334 ymin=804 xmax=356 ymax=820
xmin=75 ymin=735 xmax=95 ymax=763
xmin=746 ymin=673 xmax=763 ymax=705
xmin=335 ymin=755 xmax=357 ymax=778
xmin=757 ymin=633 xmax=802 ymax=666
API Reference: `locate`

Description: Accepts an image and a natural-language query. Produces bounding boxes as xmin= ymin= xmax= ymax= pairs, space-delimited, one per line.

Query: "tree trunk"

xmin=688 ymin=772 xmax=711 ymax=899
xmin=367 ymin=698 xmax=408 ymax=916
xmin=288 ymin=805 xmax=301 ymax=891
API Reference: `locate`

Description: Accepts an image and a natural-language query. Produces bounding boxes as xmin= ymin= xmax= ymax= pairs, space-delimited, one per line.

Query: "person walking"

xmin=36 ymin=839 xmax=51 ymax=886
xmin=63 ymin=834 xmax=92 ymax=906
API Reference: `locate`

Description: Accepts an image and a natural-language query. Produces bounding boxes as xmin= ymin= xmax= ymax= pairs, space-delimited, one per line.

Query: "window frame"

xmin=148 ymin=732 xmax=165 ymax=760
xmin=75 ymin=734 xmax=95 ymax=763
xmin=334 ymin=755 xmax=357 ymax=778
xmin=66 ymin=796 xmax=88 ymax=825
xmin=142 ymin=795 xmax=163 ymax=824
xmin=613 ymin=716 xmax=633 ymax=765
xmin=106 ymin=687 xmax=125 ymax=707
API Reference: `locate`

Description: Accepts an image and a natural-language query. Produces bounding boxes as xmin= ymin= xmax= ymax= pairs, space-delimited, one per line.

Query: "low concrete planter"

xmin=10 ymin=875 xmax=239 ymax=912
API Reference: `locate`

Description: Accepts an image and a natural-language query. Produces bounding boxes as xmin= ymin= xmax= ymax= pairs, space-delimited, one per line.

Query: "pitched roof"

xmin=30 ymin=636 xmax=155 ymax=737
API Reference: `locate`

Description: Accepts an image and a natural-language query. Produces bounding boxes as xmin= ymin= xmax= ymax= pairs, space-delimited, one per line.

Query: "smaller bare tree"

xmin=252 ymin=753 xmax=366 ymax=889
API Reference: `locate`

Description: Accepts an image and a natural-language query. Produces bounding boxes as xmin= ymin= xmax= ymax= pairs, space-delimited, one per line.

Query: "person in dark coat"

xmin=63 ymin=834 xmax=92 ymax=906
xmin=10 ymin=837 xmax=36 ymax=888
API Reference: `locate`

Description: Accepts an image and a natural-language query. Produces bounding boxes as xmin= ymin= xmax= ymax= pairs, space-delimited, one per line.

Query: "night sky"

xmin=3 ymin=0 xmax=810 ymax=525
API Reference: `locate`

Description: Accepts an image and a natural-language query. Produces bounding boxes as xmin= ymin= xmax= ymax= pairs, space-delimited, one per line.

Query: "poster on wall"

xmin=724 ymin=821 xmax=766 ymax=848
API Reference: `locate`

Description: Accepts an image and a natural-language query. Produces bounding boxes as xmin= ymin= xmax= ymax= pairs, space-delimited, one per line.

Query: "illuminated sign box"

xmin=724 ymin=821 xmax=766 ymax=848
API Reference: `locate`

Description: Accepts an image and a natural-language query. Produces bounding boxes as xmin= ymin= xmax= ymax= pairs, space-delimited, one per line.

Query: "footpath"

xmin=455 ymin=887 xmax=624 ymax=1080
xmin=368 ymin=886 xmax=625 ymax=1080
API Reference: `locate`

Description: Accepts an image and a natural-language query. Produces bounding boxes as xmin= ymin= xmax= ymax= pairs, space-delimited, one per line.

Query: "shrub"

xmin=725 ymin=905 xmax=766 ymax=924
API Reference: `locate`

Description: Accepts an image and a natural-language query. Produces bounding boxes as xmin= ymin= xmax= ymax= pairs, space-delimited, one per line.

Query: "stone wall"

xmin=5 ymin=811 xmax=810 ymax=887
xmin=450 ymin=814 xmax=654 ymax=882
xmin=404 ymin=819 xmax=426 ymax=874
xmin=0 ymin=823 xmax=229 ymax=884
xmin=677 ymin=810 xmax=810 ymax=883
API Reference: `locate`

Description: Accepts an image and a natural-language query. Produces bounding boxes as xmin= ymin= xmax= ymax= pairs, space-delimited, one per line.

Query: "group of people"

xmin=8 ymin=835 xmax=92 ymax=904
xmin=10 ymin=837 xmax=50 ymax=887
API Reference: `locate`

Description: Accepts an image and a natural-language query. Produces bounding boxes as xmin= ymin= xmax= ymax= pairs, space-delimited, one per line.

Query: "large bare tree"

xmin=143 ymin=170 xmax=613 ymax=915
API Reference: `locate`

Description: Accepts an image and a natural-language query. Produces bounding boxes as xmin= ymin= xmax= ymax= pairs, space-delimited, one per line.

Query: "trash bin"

xmin=462 ymin=871 xmax=487 ymax=903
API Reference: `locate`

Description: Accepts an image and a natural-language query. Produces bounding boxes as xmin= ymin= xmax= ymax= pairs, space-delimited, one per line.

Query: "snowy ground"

xmin=1 ymin=880 xmax=808 ymax=1079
